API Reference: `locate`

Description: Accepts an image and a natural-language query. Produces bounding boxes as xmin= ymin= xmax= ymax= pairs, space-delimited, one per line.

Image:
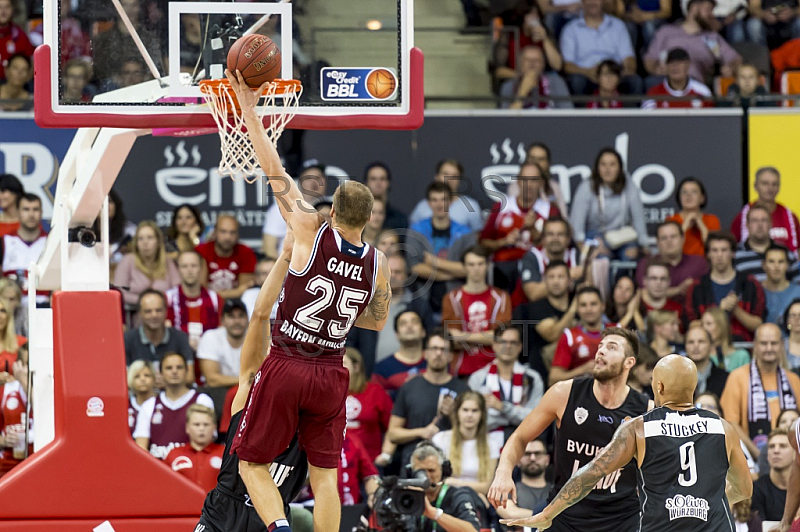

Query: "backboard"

xmin=35 ymin=0 xmax=422 ymax=130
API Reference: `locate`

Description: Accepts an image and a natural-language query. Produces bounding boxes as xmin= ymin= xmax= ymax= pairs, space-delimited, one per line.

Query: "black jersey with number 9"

xmin=638 ymin=406 xmax=734 ymax=532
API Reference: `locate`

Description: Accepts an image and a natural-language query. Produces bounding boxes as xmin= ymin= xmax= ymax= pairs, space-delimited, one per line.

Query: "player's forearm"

xmin=496 ymin=432 xmax=526 ymax=477
xmin=241 ymin=110 xmax=292 ymax=186
xmin=541 ymin=460 xmax=606 ymax=520
xmin=780 ymin=462 xmax=800 ymax=526
xmin=496 ymin=501 xmax=533 ymax=519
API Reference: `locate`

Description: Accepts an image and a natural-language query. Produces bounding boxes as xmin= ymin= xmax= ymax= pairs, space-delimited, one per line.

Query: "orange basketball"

xmin=227 ymin=34 xmax=281 ymax=88
xmin=366 ymin=69 xmax=396 ymax=100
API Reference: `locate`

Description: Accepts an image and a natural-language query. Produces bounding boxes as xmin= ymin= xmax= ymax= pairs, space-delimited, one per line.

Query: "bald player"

xmin=502 ymin=355 xmax=753 ymax=531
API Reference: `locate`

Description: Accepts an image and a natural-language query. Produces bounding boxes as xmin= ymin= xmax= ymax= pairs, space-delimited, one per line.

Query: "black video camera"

xmin=370 ymin=469 xmax=430 ymax=532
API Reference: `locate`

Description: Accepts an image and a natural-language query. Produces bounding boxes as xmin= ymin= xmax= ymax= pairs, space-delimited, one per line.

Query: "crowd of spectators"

xmin=6 ymin=137 xmax=800 ymax=528
xmin=3 ymin=0 xmax=800 ymax=111
xmin=490 ymin=0 xmax=800 ymax=107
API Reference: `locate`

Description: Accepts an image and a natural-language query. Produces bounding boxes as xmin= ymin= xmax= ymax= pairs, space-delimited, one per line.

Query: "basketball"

xmin=227 ymin=34 xmax=282 ymax=88
xmin=366 ymin=68 xmax=396 ymax=100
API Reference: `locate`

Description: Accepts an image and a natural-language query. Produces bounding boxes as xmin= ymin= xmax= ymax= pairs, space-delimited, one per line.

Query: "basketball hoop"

xmin=199 ymin=78 xmax=302 ymax=182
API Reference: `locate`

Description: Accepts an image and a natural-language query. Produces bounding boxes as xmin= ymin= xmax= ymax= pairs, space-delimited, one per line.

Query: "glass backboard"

xmin=35 ymin=0 xmax=422 ymax=130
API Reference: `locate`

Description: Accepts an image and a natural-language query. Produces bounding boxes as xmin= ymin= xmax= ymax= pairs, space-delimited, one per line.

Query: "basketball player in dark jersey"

xmin=196 ymin=231 xmax=309 ymax=532
xmin=226 ymin=70 xmax=392 ymax=532
xmin=488 ymin=327 xmax=651 ymax=532
xmin=501 ymin=355 xmax=753 ymax=531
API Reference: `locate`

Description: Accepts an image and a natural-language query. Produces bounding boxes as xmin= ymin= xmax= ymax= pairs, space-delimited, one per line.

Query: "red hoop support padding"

xmin=0 ymin=291 xmax=205 ymax=530
xmin=34 ymin=45 xmax=425 ymax=131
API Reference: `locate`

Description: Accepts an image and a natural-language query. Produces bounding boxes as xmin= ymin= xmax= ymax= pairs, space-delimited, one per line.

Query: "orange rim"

xmin=199 ymin=78 xmax=302 ymax=114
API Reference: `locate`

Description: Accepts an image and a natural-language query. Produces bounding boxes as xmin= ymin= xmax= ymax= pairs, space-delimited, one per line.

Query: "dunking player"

xmin=226 ymin=70 xmax=392 ymax=532
xmin=487 ymin=327 xmax=651 ymax=531
xmin=197 ymin=231 xmax=307 ymax=532
xmin=502 ymin=355 xmax=753 ymax=531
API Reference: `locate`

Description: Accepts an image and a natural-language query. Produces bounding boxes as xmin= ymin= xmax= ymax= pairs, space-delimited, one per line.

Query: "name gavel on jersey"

xmin=278 ymin=256 xmax=367 ymax=350
xmin=567 ymin=439 xmax=623 ymax=493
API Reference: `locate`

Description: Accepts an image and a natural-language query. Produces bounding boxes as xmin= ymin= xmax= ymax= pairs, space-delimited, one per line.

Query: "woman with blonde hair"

xmin=645 ymin=310 xmax=682 ymax=358
xmin=0 ymin=297 xmax=26 ymax=380
xmin=127 ymin=360 xmax=156 ymax=435
xmin=342 ymin=347 xmax=395 ymax=465
xmin=114 ymin=220 xmax=180 ymax=307
xmin=432 ymin=390 xmax=503 ymax=497
xmin=702 ymin=307 xmax=750 ymax=371
xmin=0 ymin=279 xmax=26 ymax=337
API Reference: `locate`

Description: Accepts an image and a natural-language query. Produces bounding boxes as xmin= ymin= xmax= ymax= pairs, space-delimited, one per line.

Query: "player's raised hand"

xmin=487 ymin=471 xmax=517 ymax=509
xmin=225 ymin=69 xmax=270 ymax=112
xmin=500 ymin=511 xmax=553 ymax=530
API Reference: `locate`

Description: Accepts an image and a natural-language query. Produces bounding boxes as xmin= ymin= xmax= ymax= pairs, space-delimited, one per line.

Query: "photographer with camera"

xmin=370 ymin=440 xmax=482 ymax=532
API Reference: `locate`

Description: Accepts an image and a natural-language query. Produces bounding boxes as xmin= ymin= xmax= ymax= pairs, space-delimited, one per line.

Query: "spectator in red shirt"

xmin=549 ymin=286 xmax=613 ymax=386
xmin=442 ymin=245 xmax=512 ymax=377
xmin=480 ymin=161 xmax=561 ymax=292
xmin=731 ymin=166 xmax=800 ymax=253
xmin=666 ymin=177 xmax=721 ymax=257
xmin=0 ymin=0 xmax=34 ymax=81
xmin=196 ymin=214 xmax=257 ymax=299
xmin=642 ymin=47 xmax=712 ymax=109
xmin=0 ymin=348 xmax=28 ymax=478
xmin=338 ymin=432 xmax=380 ymax=506
xmin=639 ymin=259 xmax=683 ymax=323
xmin=343 ymin=347 xmax=394 ymax=466
xmin=165 ymin=250 xmax=221 ymax=350
xmin=165 ymin=404 xmax=225 ymax=493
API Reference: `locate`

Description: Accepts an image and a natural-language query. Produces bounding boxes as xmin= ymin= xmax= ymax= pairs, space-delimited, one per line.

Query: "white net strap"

xmin=200 ymin=81 xmax=302 ymax=183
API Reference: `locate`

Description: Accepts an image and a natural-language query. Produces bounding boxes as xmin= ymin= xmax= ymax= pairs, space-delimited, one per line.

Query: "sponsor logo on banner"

xmin=574 ymin=406 xmax=588 ymax=425
xmin=665 ymin=494 xmax=709 ymax=521
xmin=321 ymin=68 xmax=398 ymax=101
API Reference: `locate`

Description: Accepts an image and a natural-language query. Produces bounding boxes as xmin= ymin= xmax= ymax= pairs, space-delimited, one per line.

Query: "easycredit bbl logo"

xmin=321 ymin=67 xmax=398 ymax=101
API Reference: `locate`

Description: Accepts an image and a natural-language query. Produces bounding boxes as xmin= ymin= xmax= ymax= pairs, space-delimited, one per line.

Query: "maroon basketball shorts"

xmin=231 ymin=351 xmax=348 ymax=469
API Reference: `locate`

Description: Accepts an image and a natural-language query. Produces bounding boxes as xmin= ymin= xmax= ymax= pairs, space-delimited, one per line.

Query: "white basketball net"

xmin=199 ymin=79 xmax=302 ymax=183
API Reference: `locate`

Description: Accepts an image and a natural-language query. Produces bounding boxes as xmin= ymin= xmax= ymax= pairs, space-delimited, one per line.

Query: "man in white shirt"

xmin=1 ymin=193 xmax=47 ymax=305
xmin=196 ymin=299 xmax=248 ymax=387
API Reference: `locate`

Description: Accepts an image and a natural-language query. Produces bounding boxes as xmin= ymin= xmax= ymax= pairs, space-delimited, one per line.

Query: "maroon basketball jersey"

xmin=149 ymin=390 xmax=201 ymax=459
xmin=272 ymin=223 xmax=378 ymax=359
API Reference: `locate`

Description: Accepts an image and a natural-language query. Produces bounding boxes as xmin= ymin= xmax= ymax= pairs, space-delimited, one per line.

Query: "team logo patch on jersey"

xmin=665 ymin=494 xmax=709 ymax=521
xmin=6 ymin=397 xmax=18 ymax=411
xmin=574 ymin=406 xmax=588 ymax=425
xmin=210 ymin=456 xmax=222 ymax=469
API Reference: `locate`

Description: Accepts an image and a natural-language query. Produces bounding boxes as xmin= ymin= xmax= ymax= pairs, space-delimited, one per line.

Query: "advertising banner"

xmin=0 ymin=111 xmax=745 ymax=248
xmin=749 ymin=110 xmax=800 ymax=215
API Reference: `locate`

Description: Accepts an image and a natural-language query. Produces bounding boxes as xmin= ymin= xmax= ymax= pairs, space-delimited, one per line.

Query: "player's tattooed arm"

xmin=501 ymin=420 xmax=638 ymax=528
xmin=356 ymin=252 xmax=392 ymax=330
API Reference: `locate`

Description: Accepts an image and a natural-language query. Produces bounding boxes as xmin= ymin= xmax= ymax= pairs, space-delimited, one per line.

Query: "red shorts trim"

xmin=231 ymin=353 xmax=348 ymax=469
